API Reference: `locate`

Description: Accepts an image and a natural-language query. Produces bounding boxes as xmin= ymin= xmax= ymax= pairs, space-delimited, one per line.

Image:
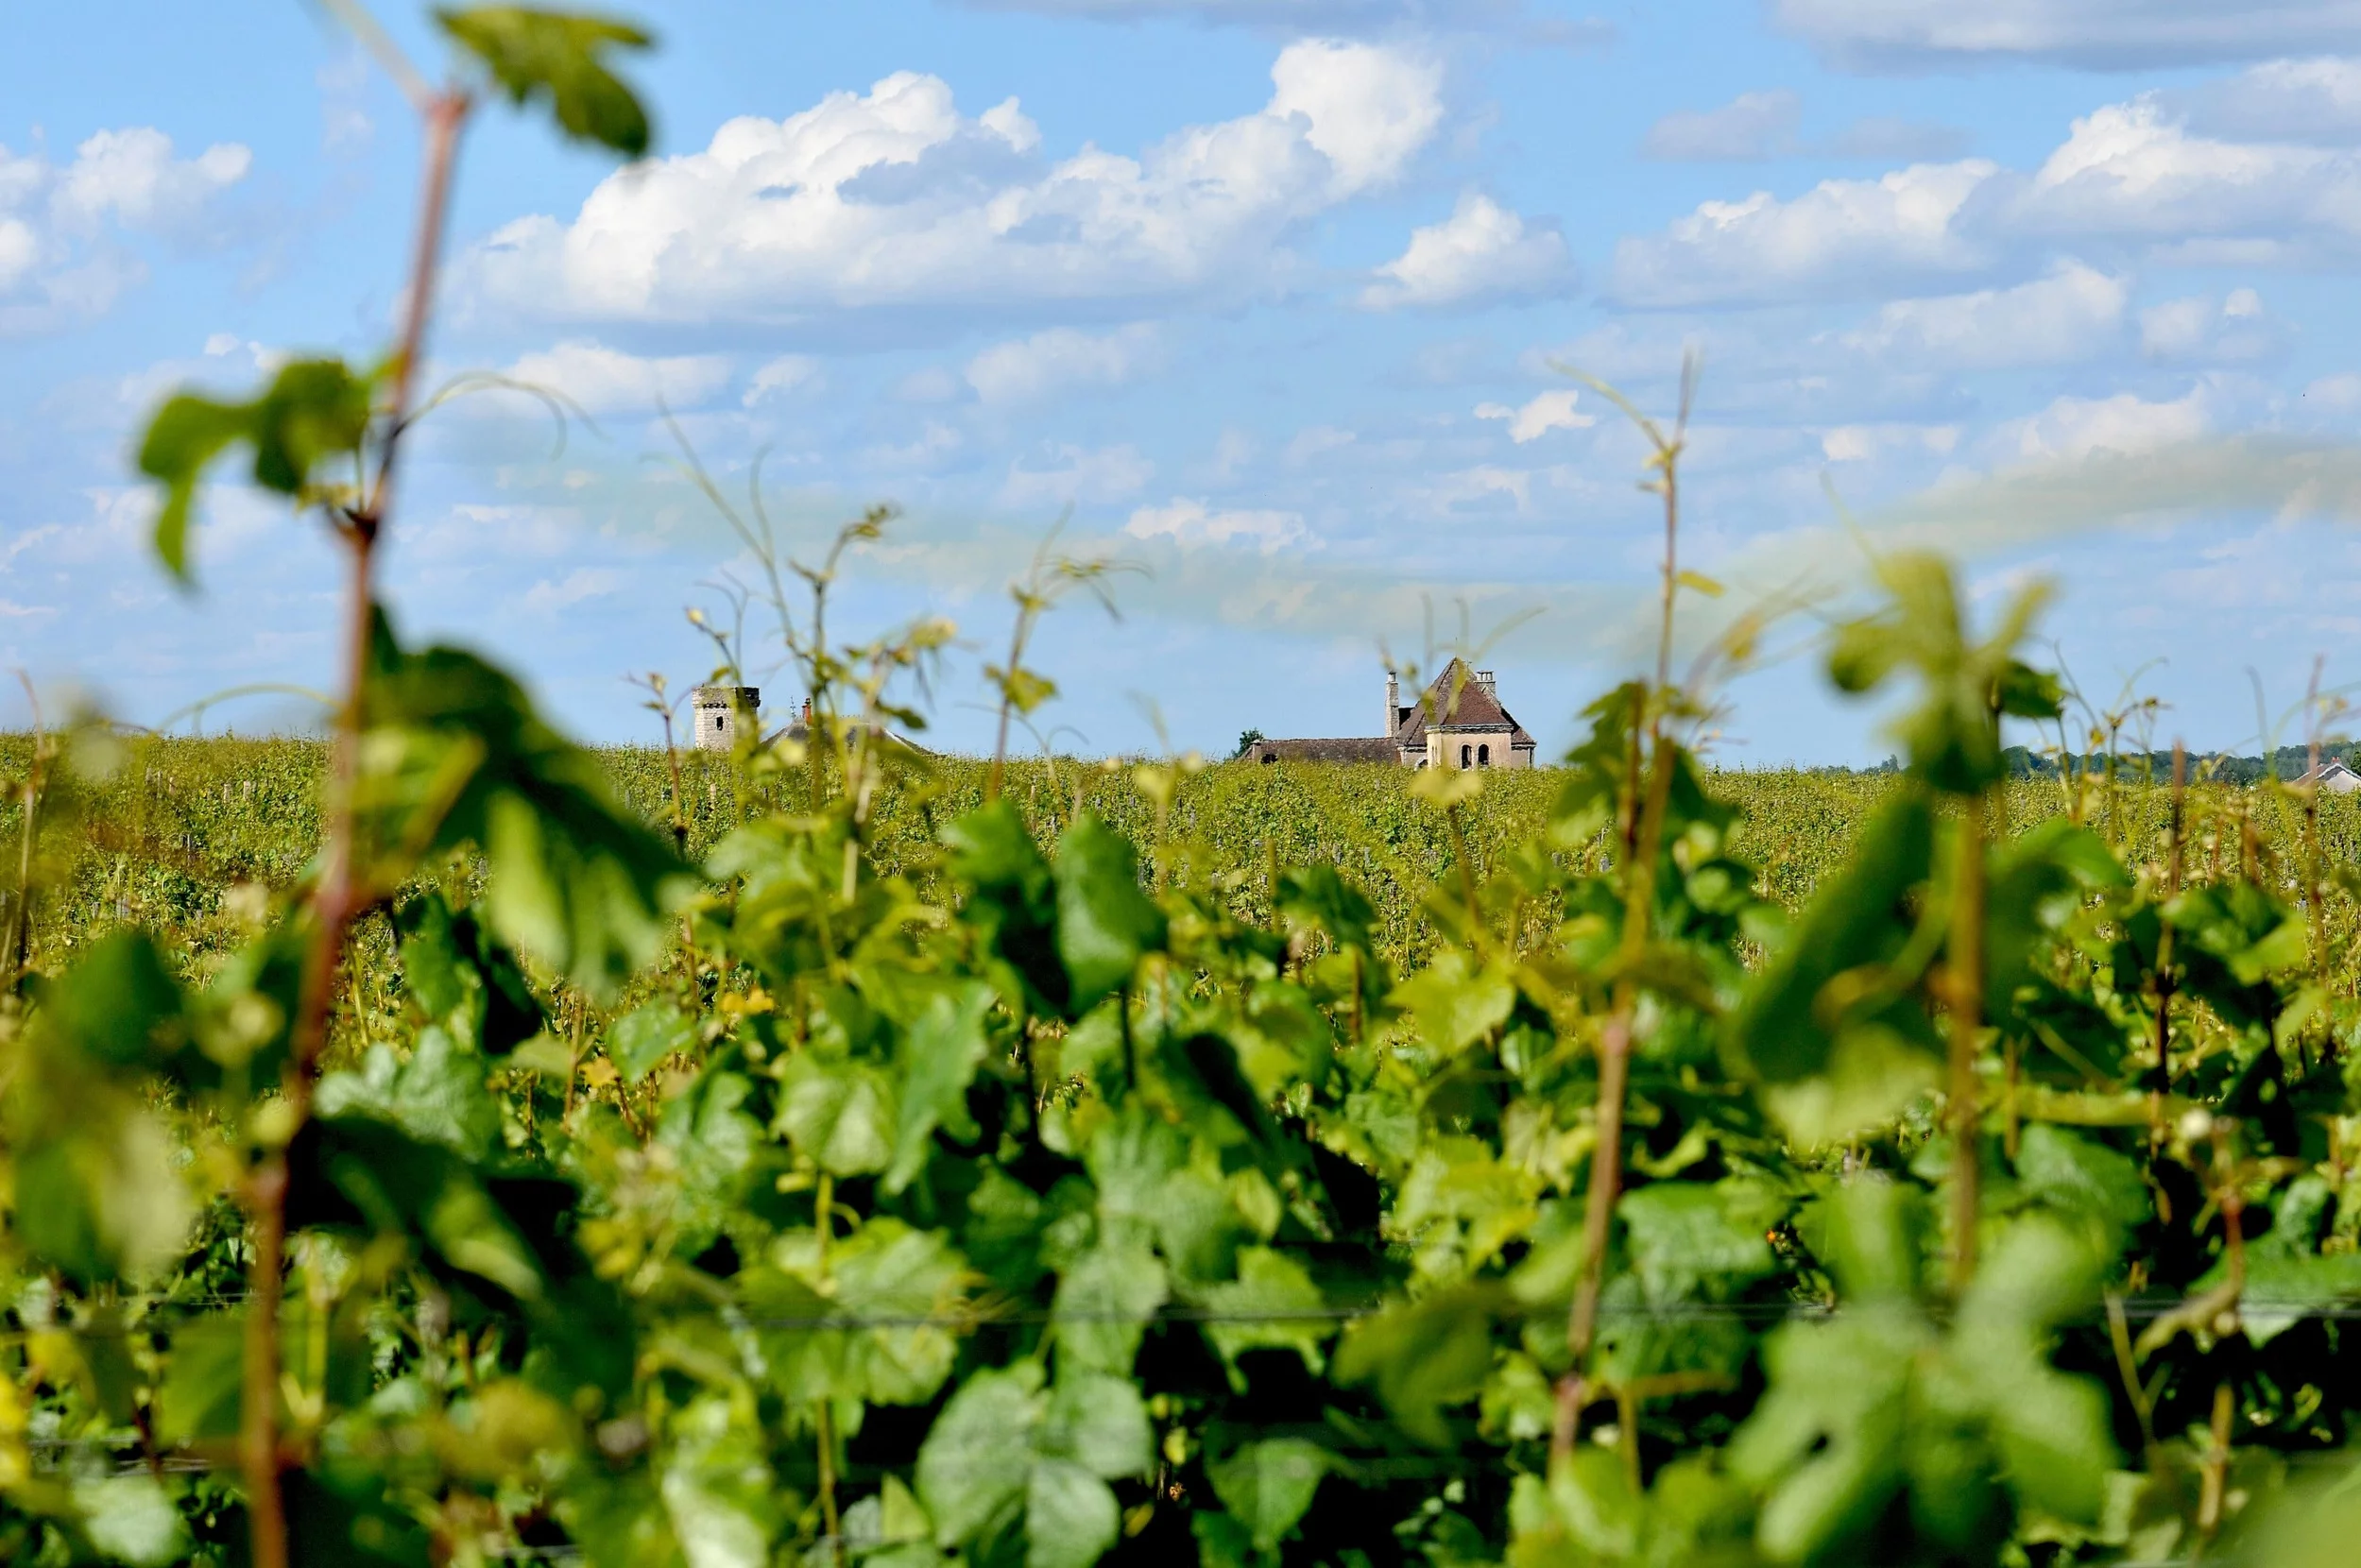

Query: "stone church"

xmin=1241 ymin=660 xmax=1538 ymax=769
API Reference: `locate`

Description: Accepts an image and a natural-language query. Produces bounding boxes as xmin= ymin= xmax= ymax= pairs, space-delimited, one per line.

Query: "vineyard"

xmin=10 ymin=6 xmax=2361 ymax=1567
xmin=13 ymin=737 xmax=2361 ymax=975
xmin=9 ymin=702 xmax=2361 ymax=1567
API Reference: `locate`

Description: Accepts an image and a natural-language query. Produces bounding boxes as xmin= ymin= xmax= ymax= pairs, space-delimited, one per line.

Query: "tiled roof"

xmin=1247 ymin=737 xmax=1401 ymax=764
xmin=1395 ymin=660 xmax=1534 ymax=748
xmin=1242 ymin=659 xmax=1538 ymax=762
xmin=2300 ymin=758 xmax=2361 ymax=792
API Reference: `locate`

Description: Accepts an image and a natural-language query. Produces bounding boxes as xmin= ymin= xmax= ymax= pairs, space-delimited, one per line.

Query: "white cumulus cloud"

xmin=1361 ymin=192 xmax=1575 ymax=309
xmin=2007 ymin=100 xmax=2361 ymax=261
xmin=1839 ymin=260 xmax=2129 ymax=369
xmin=1267 ymin=38 xmax=1445 ymax=195
xmin=1609 ymin=160 xmax=1997 ymax=308
xmin=966 ymin=323 xmax=1162 ymax=404
xmin=466 ymin=40 xmax=1443 ymax=330
xmin=1997 ymin=386 xmax=2213 ymax=463
xmin=1 ymin=127 xmax=250 ymax=334
xmin=1124 ymin=496 xmax=1310 ymax=552
xmin=1475 ymin=388 xmax=1596 ymax=442
xmin=2140 ymin=287 xmax=2279 ymax=363
xmin=1614 ymin=92 xmax=2361 ymax=308
xmin=501 ymin=340 xmax=733 ymax=417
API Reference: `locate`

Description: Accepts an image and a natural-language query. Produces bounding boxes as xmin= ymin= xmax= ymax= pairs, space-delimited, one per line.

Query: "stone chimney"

xmin=1475 ymin=670 xmax=1496 ymax=691
xmin=1384 ymin=673 xmax=1399 ymax=738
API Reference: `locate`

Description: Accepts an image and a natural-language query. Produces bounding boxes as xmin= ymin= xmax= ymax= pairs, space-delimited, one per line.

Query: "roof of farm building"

xmin=1396 ymin=661 xmax=1531 ymax=746
xmin=1249 ymin=737 xmax=1402 ymax=763
xmin=1244 ymin=660 xmax=1539 ymax=764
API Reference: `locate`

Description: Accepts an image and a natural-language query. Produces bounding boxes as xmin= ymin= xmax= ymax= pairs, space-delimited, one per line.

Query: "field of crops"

xmin=11 ymin=730 xmax=2361 ymax=984
xmin=16 ymin=648 xmax=2361 ymax=1567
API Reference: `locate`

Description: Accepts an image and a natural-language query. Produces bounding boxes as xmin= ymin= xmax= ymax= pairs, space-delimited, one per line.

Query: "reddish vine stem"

xmin=238 ymin=88 xmax=470 ymax=1568
xmin=1551 ymin=369 xmax=1688 ymax=1464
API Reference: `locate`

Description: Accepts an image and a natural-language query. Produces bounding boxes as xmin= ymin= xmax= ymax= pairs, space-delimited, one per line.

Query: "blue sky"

xmin=12 ymin=0 xmax=2361 ymax=763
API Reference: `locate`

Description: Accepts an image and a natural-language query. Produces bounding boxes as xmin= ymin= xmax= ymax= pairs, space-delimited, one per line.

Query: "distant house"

xmin=693 ymin=687 xmax=932 ymax=757
xmin=1242 ymin=660 xmax=1539 ymax=770
xmin=2298 ymin=758 xmax=2361 ymax=793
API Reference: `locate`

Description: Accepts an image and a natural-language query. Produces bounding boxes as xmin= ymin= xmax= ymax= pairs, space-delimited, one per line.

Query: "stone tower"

xmin=692 ymin=685 xmax=759 ymax=753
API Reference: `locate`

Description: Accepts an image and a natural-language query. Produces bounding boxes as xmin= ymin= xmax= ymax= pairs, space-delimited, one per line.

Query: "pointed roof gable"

xmin=2300 ymin=757 xmax=2361 ymax=793
xmin=1394 ymin=659 xmax=1535 ymax=749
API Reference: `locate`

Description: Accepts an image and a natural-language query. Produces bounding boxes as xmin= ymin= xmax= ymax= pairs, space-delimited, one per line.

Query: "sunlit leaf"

xmin=438 ymin=6 xmax=655 ymax=156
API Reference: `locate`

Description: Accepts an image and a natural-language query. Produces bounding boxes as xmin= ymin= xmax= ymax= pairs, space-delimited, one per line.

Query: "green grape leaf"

xmin=1333 ymin=1286 xmax=1497 ymax=1446
xmin=654 ymin=1067 xmax=762 ymax=1253
xmin=1388 ymin=946 xmax=1516 ymax=1058
xmin=2012 ymin=1124 xmax=2147 ymax=1258
xmin=38 ymin=928 xmax=183 ymax=1067
xmin=1619 ymin=1180 xmax=1779 ymax=1297
xmin=316 ymin=1031 xmax=501 ymax=1162
xmin=775 ymin=1054 xmax=897 ymax=1176
xmin=1731 ymin=1311 xmax=1922 ymax=1563
xmin=651 ymin=1396 xmax=783 ymax=1568
xmin=837 ymin=1477 xmax=949 ymax=1568
xmin=364 ymin=611 xmax=695 ymax=998
xmin=918 ymin=1361 xmax=1045 ymax=1547
xmin=750 ymin=1219 xmax=968 ymax=1406
xmin=885 ymin=982 xmax=993 ymax=1194
xmin=1993 ymin=658 xmax=2065 ymax=720
xmin=946 ymin=800 xmax=1067 ymax=1014
xmin=72 ymin=1475 xmax=188 ymax=1568
xmin=1953 ymin=1219 xmax=2117 ymax=1525
xmin=1052 ymin=813 xmax=1166 ymax=1015
xmin=1053 ymin=1236 xmax=1169 ymax=1376
xmin=911 ymin=1361 xmax=1143 ymax=1566
xmin=1800 ymin=1175 xmax=1929 ymax=1303
xmin=609 ymin=996 xmax=697 ymax=1083
xmin=136 ymin=357 xmax=375 ymax=582
xmin=436 ymin=7 xmax=655 ymax=157
xmin=1190 ymin=1246 xmax=1330 ymax=1391
xmin=1206 ymin=1439 xmax=1330 ymax=1555
xmin=1731 ymin=788 xmax=1939 ymax=1088
xmin=137 ymin=393 xmax=252 ymax=580
xmin=11 ymin=1089 xmax=191 ymax=1286
xmin=1040 ymin=1372 xmax=1153 ymax=1479
xmin=1023 ymin=1460 xmax=1121 ymax=1568
xmin=156 ymin=1309 xmax=248 ymax=1445
xmin=395 ymin=892 xmax=545 ymax=1052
